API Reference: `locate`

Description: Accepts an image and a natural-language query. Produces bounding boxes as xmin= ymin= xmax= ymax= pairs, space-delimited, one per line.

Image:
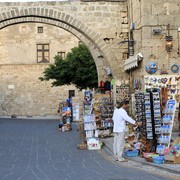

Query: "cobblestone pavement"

xmin=0 ymin=118 xmax=178 ymax=180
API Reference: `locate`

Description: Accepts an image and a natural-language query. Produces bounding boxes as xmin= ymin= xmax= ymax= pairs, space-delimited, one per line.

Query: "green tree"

xmin=39 ymin=44 xmax=98 ymax=90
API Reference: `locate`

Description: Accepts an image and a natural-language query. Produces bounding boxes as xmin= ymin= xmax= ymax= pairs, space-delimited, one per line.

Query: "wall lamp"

xmin=165 ymin=35 xmax=173 ymax=52
xmin=165 ymin=24 xmax=173 ymax=52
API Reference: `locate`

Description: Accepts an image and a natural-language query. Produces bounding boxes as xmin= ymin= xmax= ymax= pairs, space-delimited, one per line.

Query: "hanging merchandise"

xmin=160 ymin=64 xmax=168 ymax=75
xmin=133 ymin=79 xmax=142 ymax=90
xmin=116 ymin=83 xmax=130 ymax=102
xmin=93 ymin=93 xmax=114 ymax=137
xmin=145 ymin=62 xmax=157 ymax=74
xmin=134 ymin=92 xmax=146 ymax=134
xmin=59 ymin=101 xmax=72 ymax=132
xmin=171 ymin=64 xmax=179 ymax=73
xmin=84 ymin=90 xmax=93 ymax=115
xmin=134 ymin=88 xmax=162 ymax=152
xmin=98 ymin=81 xmax=105 ymax=93
xmin=144 ymin=75 xmax=180 ymax=100
xmin=145 ymin=89 xmax=161 ymax=139
xmin=104 ymin=80 xmax=111 ymax=91
xmin=161 ymin=87 xmax=169 ymax=110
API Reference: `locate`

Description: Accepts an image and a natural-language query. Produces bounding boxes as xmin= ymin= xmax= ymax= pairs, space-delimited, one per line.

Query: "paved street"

xmin=0 ymin=118 xmax=175 ymax=180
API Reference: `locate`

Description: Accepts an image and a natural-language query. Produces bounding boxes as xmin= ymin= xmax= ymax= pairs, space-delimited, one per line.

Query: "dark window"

xmin=57 ymin=51 xmax=66 ymax=59
xmin=38 ymin=27 xmax=43 ymax=33
xmin=69 ymin=90 xmax=75 ymax=98
xmin=37 ymin=44 xmax=50 ymax=63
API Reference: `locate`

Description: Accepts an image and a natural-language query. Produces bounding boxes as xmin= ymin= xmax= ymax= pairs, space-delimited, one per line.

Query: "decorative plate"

xmin=145 ymin=62 xmax=157 ymax=74
xmin=171 ymin=64 xmax=179 ymax=73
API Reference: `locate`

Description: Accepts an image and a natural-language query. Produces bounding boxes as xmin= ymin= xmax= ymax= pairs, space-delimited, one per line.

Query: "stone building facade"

xmin=128 ymin=0 xmax=180 ymax=131
xmin=0 ymin=0 xmax=180 ymax=132
xmin=0 ymin=0 xmax=129 ymax=116
xmin=0 ymin=23 xmax=82 ymax=116
xmin=128 ymin=0 xmax=180 ymax=78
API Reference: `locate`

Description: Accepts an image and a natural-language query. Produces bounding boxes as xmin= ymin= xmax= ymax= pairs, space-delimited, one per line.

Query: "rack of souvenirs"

xmin=144 ymin=75 xmax=180 ymax=102
xmin=93 ymin=93 xmax=114 ymax=138
xmin=58 ymin=101 xmax=72 ymax=132
xmin=115 ymin=83 xmax=130 ymax=103
xmin=124 ymin=87 xmax=180 ymax=164
xmin=78 ymin=90 xmax=102 ymax=150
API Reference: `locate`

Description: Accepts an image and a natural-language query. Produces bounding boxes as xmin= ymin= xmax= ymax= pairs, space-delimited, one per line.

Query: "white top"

xmin=112 ymin=107 xmax=135 ymax=132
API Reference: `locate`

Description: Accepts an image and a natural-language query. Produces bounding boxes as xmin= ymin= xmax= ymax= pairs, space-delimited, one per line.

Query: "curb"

xmin=102 ymin=141 xmax=180 ymax=176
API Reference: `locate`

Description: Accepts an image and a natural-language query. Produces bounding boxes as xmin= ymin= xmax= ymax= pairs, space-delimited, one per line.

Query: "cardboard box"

xmin=165 ymin=154 xmax=180 ymax=164
xmin=87 ymin=138 xmax=101 ymax=150
xmin=98 ymin=129 xmax=111 ymax=137
xmin=172 ymin=137 xmax=180 ymax=146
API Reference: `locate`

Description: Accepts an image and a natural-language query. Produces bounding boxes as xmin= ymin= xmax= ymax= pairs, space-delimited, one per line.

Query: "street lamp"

xmin=165 ymin=35 xmax=173 ymax=52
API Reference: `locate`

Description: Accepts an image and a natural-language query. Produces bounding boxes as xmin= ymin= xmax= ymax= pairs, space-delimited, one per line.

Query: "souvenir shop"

xmin=78 ymin=77 xmax=130 ymax=150
xmin=78 ymin=75 xmax=114 ymax=150
xmin=77 ymin=73 xmax=180 ymax=164
xmin=78 ymin=90 xmax=113 ymax=150
xmin=126 ymin=75 xmax=180 ymax=164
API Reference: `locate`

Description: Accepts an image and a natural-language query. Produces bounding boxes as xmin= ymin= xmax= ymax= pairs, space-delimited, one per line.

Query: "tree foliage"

xmin=39 ymin=43 xmax=98 ymax=90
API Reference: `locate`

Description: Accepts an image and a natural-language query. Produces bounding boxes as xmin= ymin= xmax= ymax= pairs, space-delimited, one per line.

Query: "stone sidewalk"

xmin=100 ymin=135 xmax=180 ymax=175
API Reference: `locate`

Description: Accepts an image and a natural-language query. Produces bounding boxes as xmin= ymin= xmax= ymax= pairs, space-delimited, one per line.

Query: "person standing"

xmin=112 ymin=100 xmax=141 ymax=162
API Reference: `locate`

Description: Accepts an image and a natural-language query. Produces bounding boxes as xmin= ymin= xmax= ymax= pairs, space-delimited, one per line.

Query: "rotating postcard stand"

xmin=156 ymin=99 xmax=176 ymax=154
xmin=145 ymin=88 xmax=161 ymax=152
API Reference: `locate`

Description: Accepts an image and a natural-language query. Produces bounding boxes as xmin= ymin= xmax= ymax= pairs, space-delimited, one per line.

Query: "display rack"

xmin=99 ymin=96 xmax=114 ymax=130
xmin=83 ymin=91 xmax=101 ymax=150
xmin=156 ymin=99 xmax=176 ymax=154
xmin=144 ymin=92 xmax=153 ymax=140
xmin=152 ymin=92 xmax=161 ymax=135
xmin=145 ymin=89 xmax=162 ymax=139
xmin=92 ymin=93 xmax=113 ymax=137
xmin=134 ymin=92 xmax=146 ymax=133
xmin=84 ymin=114 xmax=98 ymax=139
xmin=84 ymin=114 xmax=100 ymax=150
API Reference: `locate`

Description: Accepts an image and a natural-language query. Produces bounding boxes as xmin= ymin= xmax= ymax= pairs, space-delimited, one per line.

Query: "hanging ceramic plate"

xmin=145 ymin=62 xmax=157 ymax=74
xmin=171 ymin=64 xmax=179 ymax=73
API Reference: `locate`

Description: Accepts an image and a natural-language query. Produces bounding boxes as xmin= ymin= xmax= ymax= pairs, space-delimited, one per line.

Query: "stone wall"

xmin=128 ymin=0 xmax=180 ymax=131
xmin=129 ymin=0 xmax=180 ymax=80
xmin=0 ymin=0 xmax=129 ymax=80
xmin=0 ymin=64 xmax=83 ymax=116
xmin=0 ymin=23 xmax=79 ymax=65
xmin=0 ymin=23 xmax=82 ymax=116
xmin=0 ymin=0 xmax=129 ymax=116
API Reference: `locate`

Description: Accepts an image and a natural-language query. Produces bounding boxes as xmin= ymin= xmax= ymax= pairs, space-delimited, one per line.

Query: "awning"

xmin=124 ymin=53 xmax=143 ymax=71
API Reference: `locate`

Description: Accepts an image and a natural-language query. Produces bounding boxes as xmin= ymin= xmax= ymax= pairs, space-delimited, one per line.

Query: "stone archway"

xmin=0 ymin=7 xmax=121 ymax=80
